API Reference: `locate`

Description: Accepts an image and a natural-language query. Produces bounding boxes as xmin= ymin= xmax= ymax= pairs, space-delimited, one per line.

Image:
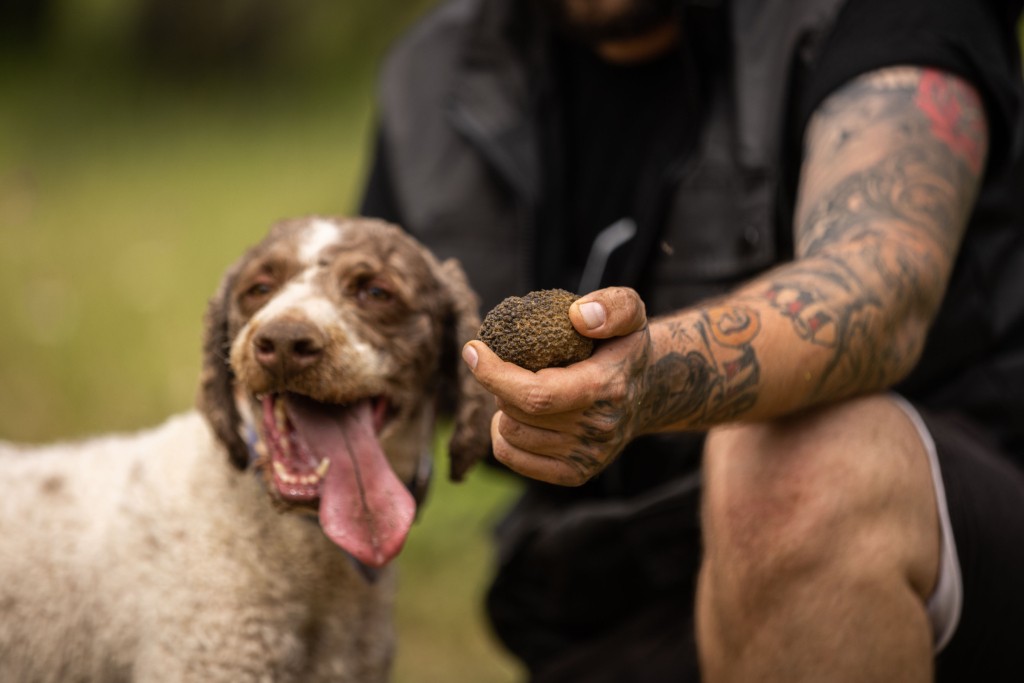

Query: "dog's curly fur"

xmin=0 ymin=216 xmax=492 ymax=682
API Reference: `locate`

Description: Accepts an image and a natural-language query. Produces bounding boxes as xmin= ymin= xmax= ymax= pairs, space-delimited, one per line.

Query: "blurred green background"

xmin=0 ymin=1 xmax=524 ymax=681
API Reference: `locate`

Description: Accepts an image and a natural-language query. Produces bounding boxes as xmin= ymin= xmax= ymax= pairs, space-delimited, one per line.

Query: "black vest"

xmin=379 ymin=0 xmax=849 ymax=312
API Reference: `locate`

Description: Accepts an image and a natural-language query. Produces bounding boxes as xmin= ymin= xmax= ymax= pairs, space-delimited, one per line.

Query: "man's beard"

xmin=537 ymin=0 xmax=681 ymax=45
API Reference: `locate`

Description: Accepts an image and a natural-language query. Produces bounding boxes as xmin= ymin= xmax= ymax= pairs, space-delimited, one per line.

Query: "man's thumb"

xmin=569 ymin=287 xmax=647 ymax=339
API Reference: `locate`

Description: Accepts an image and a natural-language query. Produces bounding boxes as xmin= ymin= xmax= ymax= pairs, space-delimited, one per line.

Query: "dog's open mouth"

xmin=260 ymin=393 xmax=416 ymax=569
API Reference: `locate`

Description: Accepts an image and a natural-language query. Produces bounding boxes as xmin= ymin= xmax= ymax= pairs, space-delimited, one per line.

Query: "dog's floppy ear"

xmin=434 ymin=257 xmax=493 ymax=481
xmin=197 ymin=261 xmax=249 ymax=470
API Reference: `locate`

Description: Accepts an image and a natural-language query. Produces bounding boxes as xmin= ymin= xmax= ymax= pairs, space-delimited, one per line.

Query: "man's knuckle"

xmin=588 ymin=424 xmax=617 ymax=444
xmin=561 ymin=467 xmax=588 ymax=487
xmin=492 ymin=441 xmax=512 ymax=463
xmin=603 ymin=379 xmax=630 ymax=404
xmin=523 ymin=386 xmax=555 ymax=413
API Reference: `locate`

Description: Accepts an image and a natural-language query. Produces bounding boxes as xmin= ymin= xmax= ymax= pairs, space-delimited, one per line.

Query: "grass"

xmin=0 ymin=10 xmax=524 ymax=682
xmin=394 ymin=437 xmax=524 ymax=683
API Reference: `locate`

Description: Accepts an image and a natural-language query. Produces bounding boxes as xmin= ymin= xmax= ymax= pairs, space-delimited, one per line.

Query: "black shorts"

xmin=488 ymin=401 xmax=1024 ymax=682
xmin=909 ymin=402 xmax=1024 ymax=682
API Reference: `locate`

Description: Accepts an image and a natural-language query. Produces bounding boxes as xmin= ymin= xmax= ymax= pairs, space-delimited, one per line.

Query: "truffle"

xmin=478 ymin=289 xmax=594 ymax=372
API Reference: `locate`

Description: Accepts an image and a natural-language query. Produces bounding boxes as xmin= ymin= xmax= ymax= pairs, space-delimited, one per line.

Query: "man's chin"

xmin=537 ymin=0 xmax=680 ymax=47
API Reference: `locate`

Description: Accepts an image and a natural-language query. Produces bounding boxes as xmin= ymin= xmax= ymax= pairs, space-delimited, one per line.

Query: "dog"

xmin=0 ymin=216 xmax=493 ymax=682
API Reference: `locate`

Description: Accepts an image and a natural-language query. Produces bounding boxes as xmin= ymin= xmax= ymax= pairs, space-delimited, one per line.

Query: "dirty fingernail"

xmin=579 ymin=301 xmax=606 ymax=329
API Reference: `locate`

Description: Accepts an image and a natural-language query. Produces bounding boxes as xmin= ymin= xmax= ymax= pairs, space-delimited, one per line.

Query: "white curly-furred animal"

xmin=0 ymin=216 xmax=492 ymax=682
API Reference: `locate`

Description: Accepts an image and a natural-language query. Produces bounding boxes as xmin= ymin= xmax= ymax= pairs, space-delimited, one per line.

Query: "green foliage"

xmin=0 ymin=3 xmax=523 ymax=681
xmin=396 ymin=433 xmax=524 ymax=682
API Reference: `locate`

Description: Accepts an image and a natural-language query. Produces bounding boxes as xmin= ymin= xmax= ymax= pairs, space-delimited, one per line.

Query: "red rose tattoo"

xmin=915 ymin=70 xmax=986 ymax=174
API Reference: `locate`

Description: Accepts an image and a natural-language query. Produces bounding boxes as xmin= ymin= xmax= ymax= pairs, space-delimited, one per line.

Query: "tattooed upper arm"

xmin=765 ymin=67 xmax=990 ymax=395
xmin=797 ymin=67 xmax=988 ymax=261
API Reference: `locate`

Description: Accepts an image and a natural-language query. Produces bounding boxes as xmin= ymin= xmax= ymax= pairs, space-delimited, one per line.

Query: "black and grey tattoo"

xmin=642 ymin=306 xmax=762 ymax=429
xmin=778 ymin=67 xmax=986 ymax=397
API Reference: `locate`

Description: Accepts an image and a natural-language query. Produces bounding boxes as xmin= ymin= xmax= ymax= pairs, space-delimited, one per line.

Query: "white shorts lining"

xmin=891 ymin=394 xmax=963 ymax=653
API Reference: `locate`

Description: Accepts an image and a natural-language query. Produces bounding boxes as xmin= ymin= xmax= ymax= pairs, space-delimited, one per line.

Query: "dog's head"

xmin=198 ymin=216 xmax=492 ymax=568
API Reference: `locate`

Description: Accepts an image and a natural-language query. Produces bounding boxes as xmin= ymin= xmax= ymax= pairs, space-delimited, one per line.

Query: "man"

xmin=361 ymin=0 xmax=1024 ymax=679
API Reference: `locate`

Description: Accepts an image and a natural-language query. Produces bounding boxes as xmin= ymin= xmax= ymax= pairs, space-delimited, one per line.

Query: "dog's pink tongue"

xmin=284 ymin=397 xmax=415 ymax=568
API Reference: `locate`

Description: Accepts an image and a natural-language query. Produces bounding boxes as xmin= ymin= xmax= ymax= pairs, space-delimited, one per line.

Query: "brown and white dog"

xmin=0 ymin=216 xmax=492 ymax=682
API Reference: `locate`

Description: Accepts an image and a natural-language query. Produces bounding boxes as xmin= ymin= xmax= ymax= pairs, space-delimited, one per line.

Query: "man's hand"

xmin=462 ymin=287 xmax=649 ymax=486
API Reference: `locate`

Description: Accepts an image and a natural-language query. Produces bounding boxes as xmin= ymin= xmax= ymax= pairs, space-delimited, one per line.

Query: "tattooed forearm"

xmin=755 ymin=264 xmax=914 ymax=397
xmin=634 ymin=69 xmax=986 ymax=432
xmin=758 ymin=233 xmax=934 ymax=395
xmin=641 ymin=306 xmax=761 ymax=429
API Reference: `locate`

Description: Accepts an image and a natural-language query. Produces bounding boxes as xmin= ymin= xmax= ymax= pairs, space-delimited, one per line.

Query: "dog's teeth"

xmin=273 ymin=461 xmax=297 ymax=485
xmin=315 ymin=458 xmax=331 ymax=478
xmin=272 ymin=455 xmax=329 ymax=488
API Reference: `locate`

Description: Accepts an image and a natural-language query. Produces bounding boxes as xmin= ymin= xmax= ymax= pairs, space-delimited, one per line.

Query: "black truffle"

xmin=478 ymin=289 xmax=594 ymax=371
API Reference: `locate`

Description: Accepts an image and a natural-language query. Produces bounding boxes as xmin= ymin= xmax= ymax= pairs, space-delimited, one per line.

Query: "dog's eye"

xmin=247 ymin=283 xmax=273 ymax=297
xmin=360 ymin=284 xmax=393 ymax=302
xmin=239 ymin=279 xmax=277 ymax=312
xmin=354 ymin=277 xmax=395 ymax=305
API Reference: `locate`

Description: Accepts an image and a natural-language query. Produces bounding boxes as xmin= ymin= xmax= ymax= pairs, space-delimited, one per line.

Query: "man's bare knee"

xmin=701 ymin=395 xmax=939 ymax=599
xmin=703 ymin=415 xmax=850 ymax=582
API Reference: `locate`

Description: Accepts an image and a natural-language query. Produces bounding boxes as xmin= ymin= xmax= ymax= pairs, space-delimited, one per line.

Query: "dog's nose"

xmin=253 ymin=319 xmax=325 ymax=377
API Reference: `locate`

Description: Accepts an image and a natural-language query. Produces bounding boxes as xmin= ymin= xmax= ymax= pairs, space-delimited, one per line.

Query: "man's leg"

xmin=696 ymin=394 xmax=940 ymax=682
